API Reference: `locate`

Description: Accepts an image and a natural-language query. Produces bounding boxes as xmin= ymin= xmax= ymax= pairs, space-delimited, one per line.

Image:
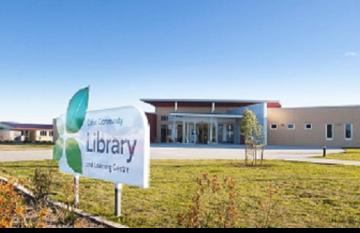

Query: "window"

xmin=345 ymin=124 xmax=353 ymax=140
xmin=304 ymin=124 xmax=313 ymax=130
xmin=227 ymin=124 xmax=235 ymax=144
xmin=161 ymin=116 xmax=169 ymax=121
xmin=270 ymin=124 xmax=278 ymax=130
xmin=287 ymin=124 xmax=295 ymax=130
xmin=21 ymin=131 xmax=28 ymax=136
xmin=168 ymin=116 xmax=177 ymax=122
xmin=326 ymin=124 xmax=334 ymax=140
xmin=49 ymin=131 xmax=54 ymax=137
xmin=40 ymin=131 xmax=47 ymax=137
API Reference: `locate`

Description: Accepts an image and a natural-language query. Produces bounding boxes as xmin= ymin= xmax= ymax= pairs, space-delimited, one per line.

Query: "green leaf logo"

xmin=66 ymin=86 xmax=90 ymax=134
xmin=53 ymin=138 xmax=64 ymax=162
xmin=53 ymin=86 xmax=90 ymax=175
xmin=66 ymin=138 xmax=83 ymax=174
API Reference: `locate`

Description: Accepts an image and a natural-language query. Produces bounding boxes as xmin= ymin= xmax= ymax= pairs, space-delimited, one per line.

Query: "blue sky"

xmin=0 ymin=0 xmax=359 ymax=124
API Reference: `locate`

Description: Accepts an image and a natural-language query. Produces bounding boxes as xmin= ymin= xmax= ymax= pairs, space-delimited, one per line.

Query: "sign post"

xmin=74 ymin=175 xmax=80 ymax=206
xmin=53 ymin=87 xmax=150 ymax=218
xmin=115 ymin=183 xmax=123 ymax=217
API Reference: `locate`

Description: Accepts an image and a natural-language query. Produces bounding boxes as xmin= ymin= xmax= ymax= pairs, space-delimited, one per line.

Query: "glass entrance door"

xmin=197 ymin=124 xmax=209 ymax=144
xmin=184 ymin=123 xmax=196 ymax=144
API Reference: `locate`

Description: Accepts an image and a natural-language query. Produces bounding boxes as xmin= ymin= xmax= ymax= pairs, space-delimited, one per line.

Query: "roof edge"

xmin=274 ymin=105 xmax=360 ymax=110
xmin=141 ymin=99 xmax=281 ymax=103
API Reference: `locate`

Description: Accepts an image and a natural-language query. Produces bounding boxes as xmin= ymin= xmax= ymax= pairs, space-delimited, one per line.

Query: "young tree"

xmin=240 ymin=109 xmax=265 ymax=166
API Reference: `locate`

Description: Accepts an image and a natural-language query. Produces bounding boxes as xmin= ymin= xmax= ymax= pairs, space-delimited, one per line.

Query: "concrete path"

xmin=0 ymin=145 xmax=358 ymax=167
xmin=151 ymin=145 xmax=360 ymax=166
xmin=284 ymin=158 xmax=360 ymax=166
xmin=0 ymin=150 xmax=52 ymax=162
xmin=150 ymin=144 xmax=343 ymax=160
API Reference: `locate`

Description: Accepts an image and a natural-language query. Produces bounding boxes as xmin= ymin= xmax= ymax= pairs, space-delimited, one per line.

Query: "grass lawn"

xmin=0 ymin=144 xmax=54 ymax=151
xmin=315 ymin=149 xmax=360 ymax=162
xmin=1 ymin=160 xmax=360 ymax=228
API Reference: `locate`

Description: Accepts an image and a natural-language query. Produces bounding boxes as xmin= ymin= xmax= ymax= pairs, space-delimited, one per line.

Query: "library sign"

xmin=53 ymin=87 xmax=150 ymax=189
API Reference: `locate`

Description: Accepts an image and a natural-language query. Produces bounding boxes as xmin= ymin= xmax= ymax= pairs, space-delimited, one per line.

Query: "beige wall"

xmin=34 ymin=130 xmax=53 ymax=142
xmin=0 ymin=130 xmax=53 ymax=142
xmin=268 ymin=107 xmax=360 ymax=147
xmin=0 ymin=130 xmax=21 ymax=141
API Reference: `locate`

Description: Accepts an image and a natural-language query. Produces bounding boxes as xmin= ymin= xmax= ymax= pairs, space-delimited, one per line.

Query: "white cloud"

xmin=345 ymin=52 xmax=359 ymax=57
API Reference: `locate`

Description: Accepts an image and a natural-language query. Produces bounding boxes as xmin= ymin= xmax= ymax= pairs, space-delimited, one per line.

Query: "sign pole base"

xmin=74 ymin=175 xmax=80 ymax=207
xmin=115 ymin=183 xmax=123 ymax=217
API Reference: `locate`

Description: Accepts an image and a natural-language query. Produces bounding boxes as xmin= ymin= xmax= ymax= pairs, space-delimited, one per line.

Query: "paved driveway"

xmin=0 ymin=150 xmax=52 ymax=162
xmin=150 ymin=145 xmax=344 ymax=160
xmin=0 ymin=145 xmax=345 ymax=164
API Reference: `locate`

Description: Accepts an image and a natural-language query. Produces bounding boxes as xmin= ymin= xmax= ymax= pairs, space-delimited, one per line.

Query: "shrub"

xmin=178 ymin=173 xmax=238 ymax=228
xmin=54 ymin=183 xmax=80 ymax=226
xmin=0 ymin=178 xmax=47 ymax=228
xmin=1 ymin=176 xmax=99 ymax=228
xmin=29 ymin=168 xmax=53 ymax=208
xmin=178 ymin=174 xmax=284 ymax=228
xmin=257 ymin=186 xmax=283 ymax=228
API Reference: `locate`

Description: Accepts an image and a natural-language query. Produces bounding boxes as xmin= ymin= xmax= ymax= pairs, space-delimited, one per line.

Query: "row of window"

xmin=270 ymin=123 xmax=354 ymax=140
xmin=327 ymin=124 xmax=353 ymax=141
xmin=270 ymin=124 xmax=312 ymax=130
xmin=161 ymin=116 xmax=169 ymax=121
xmin=21 ymin=131 xmax=54 ymax=137
xmin=40 ymin=131 xmax=54 ymax=137
xmin=161 ymin=115 xmax=178 ymax=122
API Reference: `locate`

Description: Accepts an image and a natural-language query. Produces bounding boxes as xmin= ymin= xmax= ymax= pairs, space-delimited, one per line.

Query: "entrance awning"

xmin=170 ymin=112 xmax=243 ymax=119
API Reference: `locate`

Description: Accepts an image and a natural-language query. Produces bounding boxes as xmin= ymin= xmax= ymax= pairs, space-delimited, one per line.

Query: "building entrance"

xmin=184 ymin=123 xmax=210 ymax=144
xmin=166 ymin=114 xmax=245 ymax=145
xmin=197 ymin=124 xmax=209 ymax=144
xmin=184 ymin=123 xmax=216 ymax=144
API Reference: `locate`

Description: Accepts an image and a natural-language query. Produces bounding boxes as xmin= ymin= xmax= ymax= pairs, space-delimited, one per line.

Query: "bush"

xmin=29 ymin=168 xmax=53 ymax=208
xmin=178 ymin=173 xmax=283 ymax=228
xmin=1 ymin=176 xmax=98 ymax=228
xmin=29 ymin=168 xmax=84 ymax=227
xmin=178 ymin=173 xmax=238 ymax=228
xmin=0 ymin=178 xmax=47 ymax=228
xmin=53 ymin=183 xmax=80 ymax=226
xmin=257 ymin=186 xmax=283 ymax=228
